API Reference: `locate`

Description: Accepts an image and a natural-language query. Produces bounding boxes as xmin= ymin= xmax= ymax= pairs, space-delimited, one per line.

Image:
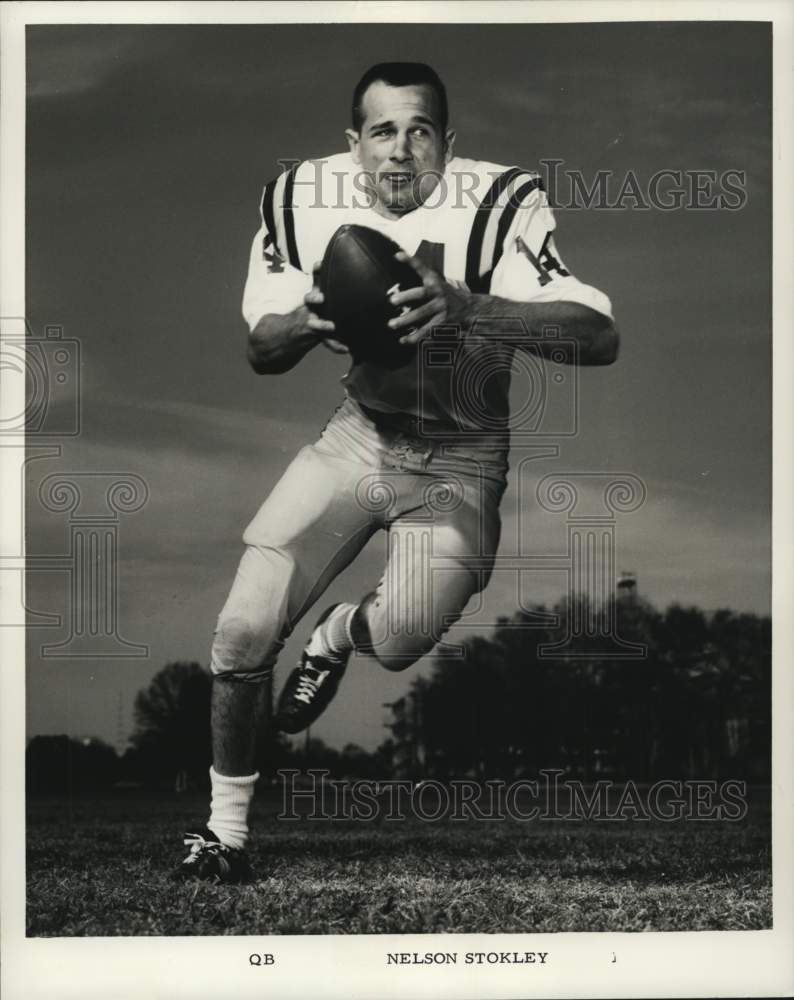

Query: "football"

xmin=317 ymin=224 xmax=424 ymax=369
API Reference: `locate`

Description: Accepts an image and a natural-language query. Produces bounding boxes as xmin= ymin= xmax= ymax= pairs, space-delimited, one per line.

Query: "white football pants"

xmin=210 ymin=395 xmax=507 ymax=678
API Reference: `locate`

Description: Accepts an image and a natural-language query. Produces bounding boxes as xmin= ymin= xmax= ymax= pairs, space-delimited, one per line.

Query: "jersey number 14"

xmin=516 ymin=233 xmax=569 ymax=286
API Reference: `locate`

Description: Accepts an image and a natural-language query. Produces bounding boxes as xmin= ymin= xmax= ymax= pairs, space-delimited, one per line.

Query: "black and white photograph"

xmin=1 ymin=2 xmax=792 ymax=998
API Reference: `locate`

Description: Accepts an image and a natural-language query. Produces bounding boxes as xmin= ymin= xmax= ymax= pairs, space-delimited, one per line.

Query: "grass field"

xmin=26 ymin=787 xmax=771 ymax=936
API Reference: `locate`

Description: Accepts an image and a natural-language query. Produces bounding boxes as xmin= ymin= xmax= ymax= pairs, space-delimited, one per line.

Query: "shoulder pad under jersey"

xmin=455 ymin=158 xmax=545 ymax=293
xmin=259 ymin=153 xmax=355 ymax=274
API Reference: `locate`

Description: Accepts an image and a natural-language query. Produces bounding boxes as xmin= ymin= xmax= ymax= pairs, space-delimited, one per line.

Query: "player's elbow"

xmin=247 ymin=344 xmax=292 ymax=375
xmin=246 ymin=317 xmax=292 ymax=375
xmin=591 ymin=322 xmax=620 ymax=365
xmin=246 ymin=337 xmax=270 ymax=374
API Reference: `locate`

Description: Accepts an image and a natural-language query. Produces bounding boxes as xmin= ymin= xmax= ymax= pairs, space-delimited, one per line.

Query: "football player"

xmin=176 ymin=62 xmax=618 ymax=881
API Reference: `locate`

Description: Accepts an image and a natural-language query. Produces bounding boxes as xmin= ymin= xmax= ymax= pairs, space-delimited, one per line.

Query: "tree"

xmin=130 ymin=661 xmax=212 ymax=789
xmin=384 ymin=595 xmax=771 ymax=783
xmin=26 ymin=735 xmax=119 ymax=794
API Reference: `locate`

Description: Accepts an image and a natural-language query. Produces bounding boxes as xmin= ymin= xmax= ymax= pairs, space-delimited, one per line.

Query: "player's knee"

xmin=210 ymin=614 xmax=278 ymax=681
xmin=370 ymin=641 xmax=427 ymax=673
xmin=210 ymin=544 xmax=297 ymax=680
xmin=371 ymin=628 xmax=438 ymax=671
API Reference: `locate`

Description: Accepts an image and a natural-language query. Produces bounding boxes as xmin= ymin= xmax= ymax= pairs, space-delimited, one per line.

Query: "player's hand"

xmin=321 ymin=337 xmax=350 ymax=354
xmin=304 ymin=262 xmax=348 ymax=353
xmin=388 ymin=251 xmax=472 ymax=345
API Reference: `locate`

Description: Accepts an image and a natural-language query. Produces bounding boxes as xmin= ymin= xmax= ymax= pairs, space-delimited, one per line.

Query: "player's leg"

xmin=176 ymin=442 xmax=375 ymax=879
xmin=276 ymin=459 xmax=504 ymax=733
xmin=354 ymin=471 xmax=503 ymax=669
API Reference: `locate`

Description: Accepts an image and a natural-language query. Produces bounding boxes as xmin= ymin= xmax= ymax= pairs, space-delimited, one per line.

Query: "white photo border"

xmin=2 ymin=2 xmax=792 ymax=998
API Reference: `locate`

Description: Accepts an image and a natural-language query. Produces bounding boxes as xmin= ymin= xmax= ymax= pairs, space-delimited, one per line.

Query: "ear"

xmin=345 ymin=128 xmax=361 ymax=164
xmin=443 ymin=128 xmax=456 ymax=164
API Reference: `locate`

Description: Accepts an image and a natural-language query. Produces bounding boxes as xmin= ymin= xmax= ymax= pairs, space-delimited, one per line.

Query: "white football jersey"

xmin=242 ymin=152 xmax=612 ymax=428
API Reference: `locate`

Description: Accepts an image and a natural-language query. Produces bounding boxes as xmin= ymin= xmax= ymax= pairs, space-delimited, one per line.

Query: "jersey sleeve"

xmin=478 ymin=170 xmax=613 ymax=319
xmin=241 ymin=226 xmax=312 ymax=330
xmin=241 ymin=164 xmax=312 ymax=330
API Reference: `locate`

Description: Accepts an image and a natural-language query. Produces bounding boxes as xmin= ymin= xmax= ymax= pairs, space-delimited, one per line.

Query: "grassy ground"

xmin=27 ymin=787 xmax=771 ymax=936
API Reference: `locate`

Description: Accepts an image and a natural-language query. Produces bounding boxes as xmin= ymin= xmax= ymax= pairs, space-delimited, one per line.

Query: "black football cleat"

xmin=274 ymin=605 xmax=350 ymax=734
xmin=173 ymin=827 xmax=253 ymax=884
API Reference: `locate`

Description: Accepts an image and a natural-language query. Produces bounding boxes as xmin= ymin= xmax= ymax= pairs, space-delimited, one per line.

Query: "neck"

xmin=372 ymin=201 xmax=412 ymax=221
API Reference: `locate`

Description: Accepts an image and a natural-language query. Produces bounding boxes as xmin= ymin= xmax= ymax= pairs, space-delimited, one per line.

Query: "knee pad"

xmin=210 ymin=543 xmax=297 ymax=682
xmin=210 ymin=614 xmax=280 ymax=683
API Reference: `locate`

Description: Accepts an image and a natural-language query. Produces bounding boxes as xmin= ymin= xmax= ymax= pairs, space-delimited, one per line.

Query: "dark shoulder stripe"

xmin=490 ymin=176 xmax=543 ymax=277
xmin=465 ymin=166 xmax=523 ymax=292
xmin=282 ymin=164 xmax=301 ymax=271
xmin=261 ymin=177 xmax=280 ymax=255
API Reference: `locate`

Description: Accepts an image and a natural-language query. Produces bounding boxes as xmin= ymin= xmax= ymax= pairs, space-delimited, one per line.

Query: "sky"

xmin=23 ymin=21 xmax=771 ymax=753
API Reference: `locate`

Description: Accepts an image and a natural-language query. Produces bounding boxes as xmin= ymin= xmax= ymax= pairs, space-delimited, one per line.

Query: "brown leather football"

xmin=317 ymin=224 xmax=423 ymax=369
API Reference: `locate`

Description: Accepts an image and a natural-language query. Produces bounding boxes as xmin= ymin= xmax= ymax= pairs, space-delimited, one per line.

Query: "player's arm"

xmin=471 ymin=215 xmax=618 ymax=364
xmin=242 ymin=227 xmax=342 ymax=375
xmin=461 ymin=292 xmax=617 ymax=366
xmin=248 ymin=310 xmax=323 ymax=375
xmin=247 ymin=265 xmax=343 ymax=375
xmin=390 ymin=266 xmax=617 ymax=366
xmin=389 ymin=182 xmax=618 ymax=366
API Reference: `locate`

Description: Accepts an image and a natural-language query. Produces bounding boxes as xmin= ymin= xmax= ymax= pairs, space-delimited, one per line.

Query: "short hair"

xmin=351 ymin=62 xmax=448 ymax=133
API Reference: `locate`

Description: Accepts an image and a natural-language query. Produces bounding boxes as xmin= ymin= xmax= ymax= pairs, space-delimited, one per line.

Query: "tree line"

xmin=383 ymin=597 xmax=770 ymax=782
xmin=26 ymin=596 xmax=771 ymax=793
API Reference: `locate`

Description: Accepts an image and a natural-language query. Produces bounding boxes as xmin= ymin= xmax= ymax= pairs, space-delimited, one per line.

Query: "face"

xmin=346 ymin=81 xmax=455 ymax=218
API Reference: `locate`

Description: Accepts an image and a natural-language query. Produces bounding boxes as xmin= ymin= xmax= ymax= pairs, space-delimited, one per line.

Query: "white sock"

xmin=306 ymin=603 xmax=356 ymax=661
xmin=207 ymin=766 xmax=258 ymax=849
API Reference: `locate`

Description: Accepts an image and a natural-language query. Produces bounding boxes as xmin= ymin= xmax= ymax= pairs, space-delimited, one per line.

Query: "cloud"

xmin=26 ymin=27 xmax=153 ymax=100
xmin=107 ymin=392 xmax=315 ymax=442
xmin=494 ymin=468 xmax=769 ymax=616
